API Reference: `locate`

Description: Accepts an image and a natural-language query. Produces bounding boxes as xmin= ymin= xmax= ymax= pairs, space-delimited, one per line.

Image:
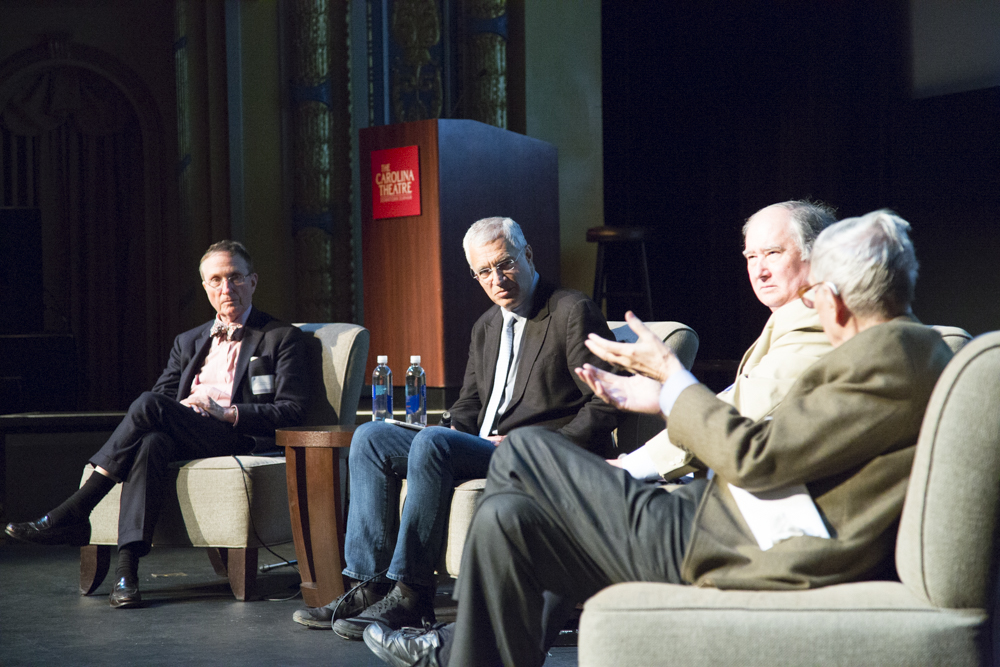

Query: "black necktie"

xmin=490 ymin=317 xmax=517 ymax=435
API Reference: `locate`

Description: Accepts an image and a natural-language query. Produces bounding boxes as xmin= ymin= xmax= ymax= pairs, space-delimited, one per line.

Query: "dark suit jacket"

xmin=149 ymin=307 xmax=310 ymax=452
xmin=449 ymin=279 xmax=622 ymax=457
xmin=670 ymin=317 xmax=952 ymax=590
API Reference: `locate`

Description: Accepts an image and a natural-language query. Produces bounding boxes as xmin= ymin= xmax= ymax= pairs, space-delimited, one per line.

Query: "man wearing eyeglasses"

xmin=5 ymin=240 xmax=310 ymax=609
xmin=291 ymin=216 xmax=622 ymax=640
xmin=367 ymin=211 xmax=952 ymax=667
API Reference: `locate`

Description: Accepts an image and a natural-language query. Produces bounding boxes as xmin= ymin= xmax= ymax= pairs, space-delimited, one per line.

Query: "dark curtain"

xmin=1 ymin=66 xmax=152 ymax=409
xmin=602 ymin=0 xmax=909 ymax=360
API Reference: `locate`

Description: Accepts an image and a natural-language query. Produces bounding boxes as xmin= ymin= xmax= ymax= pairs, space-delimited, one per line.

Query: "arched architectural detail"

xmin=0 ymin=37 xmax=171 ymax=409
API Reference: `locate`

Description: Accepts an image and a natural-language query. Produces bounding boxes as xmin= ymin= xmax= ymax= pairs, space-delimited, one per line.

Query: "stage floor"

xmin=0 ymin=538 xmax=578 ymax=666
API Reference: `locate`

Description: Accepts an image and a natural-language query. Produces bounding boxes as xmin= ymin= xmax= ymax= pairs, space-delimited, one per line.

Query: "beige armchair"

xmin=580 ymin=330 xmax=1000 ymax=666
xmin=78 ymin=322 xmax=369 ymax=601
xmin=933 ymin=324 xmax=972 ymax=354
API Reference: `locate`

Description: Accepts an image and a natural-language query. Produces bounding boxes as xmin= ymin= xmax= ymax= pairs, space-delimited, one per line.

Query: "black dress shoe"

xmin=109 ymin=576 xmax=142 ymax=609
xmin=4 ymin=515 xmax=91 ymax=546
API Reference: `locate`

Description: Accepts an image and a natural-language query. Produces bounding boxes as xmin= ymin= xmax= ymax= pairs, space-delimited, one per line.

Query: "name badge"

xmin=251 ymin=374 xmax=275 ymax=395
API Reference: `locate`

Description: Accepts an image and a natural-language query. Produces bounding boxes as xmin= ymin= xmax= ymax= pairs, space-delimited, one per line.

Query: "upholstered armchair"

xmin=933 ymin=324 xmax=973 ymax=354
xmin=78 ymin=322 xmax=369 ymax=601
xmin=579 ymin=330 xmax=1000 ymax=666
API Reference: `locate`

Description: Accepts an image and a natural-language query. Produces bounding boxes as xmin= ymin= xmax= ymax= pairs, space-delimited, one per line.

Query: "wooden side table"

xmin=277 ymin=424 xmax=356 ymax=608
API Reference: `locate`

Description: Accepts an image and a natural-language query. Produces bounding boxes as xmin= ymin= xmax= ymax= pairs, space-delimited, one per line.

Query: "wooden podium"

xmin=360 ymin=119 xmax=559 ymax=388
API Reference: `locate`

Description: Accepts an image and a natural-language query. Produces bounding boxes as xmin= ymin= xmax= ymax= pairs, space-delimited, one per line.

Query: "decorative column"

xmin=389 ymin=0 xmax=444 ymax=122
xmin=461 ymin=0 xmax=507 ymax=128
xmin=285 ymin=0 xmax=355 ymax=322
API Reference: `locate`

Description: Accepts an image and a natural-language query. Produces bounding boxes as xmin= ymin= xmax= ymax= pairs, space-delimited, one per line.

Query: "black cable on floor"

xmin=232 ymin=454 xmax=299 ymax=575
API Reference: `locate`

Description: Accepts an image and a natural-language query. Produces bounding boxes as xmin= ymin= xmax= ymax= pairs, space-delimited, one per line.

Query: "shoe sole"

xmin=335 ymin=614 xmax=436 ymax=642
xmin=292 ymin=615 xmax=333 ymax=630
xmin=332 ymin=618 xmax=366 ymax=641
xmin=110 ymin=597 xmax=142 ymax=609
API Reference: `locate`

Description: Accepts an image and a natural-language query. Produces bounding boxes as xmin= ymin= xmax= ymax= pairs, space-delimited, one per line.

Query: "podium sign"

xmin=371 ymin=145 xmax=421 ymax=219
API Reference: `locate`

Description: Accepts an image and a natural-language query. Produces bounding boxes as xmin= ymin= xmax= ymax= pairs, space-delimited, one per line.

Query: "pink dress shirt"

xmin=187 ymin=307 xmax=253 ymax=422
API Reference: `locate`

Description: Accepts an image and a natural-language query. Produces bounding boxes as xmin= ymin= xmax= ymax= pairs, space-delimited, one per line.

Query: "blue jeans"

xmin=342 ymin=421 xmax=497 ymax=587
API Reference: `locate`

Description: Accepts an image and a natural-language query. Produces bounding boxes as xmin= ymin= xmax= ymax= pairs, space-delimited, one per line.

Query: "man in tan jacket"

xmin=364 ymin=210 xmax=953 ymax=667
xmin=620 ymin=200 xmax=834 ymax=480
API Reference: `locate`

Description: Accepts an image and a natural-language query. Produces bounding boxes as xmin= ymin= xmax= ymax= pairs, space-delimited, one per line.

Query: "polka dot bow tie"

xmin=210 ymin=321 xmax=243 ymax=341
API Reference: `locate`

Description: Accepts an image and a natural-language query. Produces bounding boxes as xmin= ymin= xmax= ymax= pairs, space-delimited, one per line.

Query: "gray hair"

xmin=743 ymin=200 xmax=837 ymax=261
xmin=810 ymin=210 xmax=918 ymax=319
xmin=462 ymin=217 xmax=528 ymax=265
xmin=200 ymin=240 xmax=254 ymax=277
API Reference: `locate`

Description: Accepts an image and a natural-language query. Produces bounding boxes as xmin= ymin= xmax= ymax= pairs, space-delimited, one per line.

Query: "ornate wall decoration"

xmin=293 ymin=225 xmax=335 ymax=319
xmin=461 ymin=0 xmax=507 ymax=128
xmin=389 ymin=0 xmax=443 ymax=122
xmin=285 ymin=0 xmax=354 ymax=322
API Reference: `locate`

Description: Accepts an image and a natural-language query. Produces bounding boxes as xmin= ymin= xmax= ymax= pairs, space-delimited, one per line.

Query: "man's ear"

xmin=833 ymin=292 xmax=851 ymax=327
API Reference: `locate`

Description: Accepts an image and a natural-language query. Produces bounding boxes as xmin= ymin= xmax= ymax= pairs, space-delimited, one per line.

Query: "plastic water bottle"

xmin=372 ymin=355 xmax=393 ymax=421
xmin=405 ymin=355 xmax=427 ymax=426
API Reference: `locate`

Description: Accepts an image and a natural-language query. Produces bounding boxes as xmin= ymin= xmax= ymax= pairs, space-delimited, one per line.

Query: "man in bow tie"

xmin=5 ymin=240 xmax=310 ymax=609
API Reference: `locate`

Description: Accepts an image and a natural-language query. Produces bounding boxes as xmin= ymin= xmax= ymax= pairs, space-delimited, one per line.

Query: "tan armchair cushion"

xmin=399 ymin=478 xmax=484 ymax=578
xmin=83 ymin=456 xmax=291 ymax=549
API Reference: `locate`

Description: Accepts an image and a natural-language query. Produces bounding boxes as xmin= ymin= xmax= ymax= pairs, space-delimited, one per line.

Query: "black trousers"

xmin=451 ymin=426 xmax=706 ymax=667
xmin=89 ymin=392 xmax=248 ymax=554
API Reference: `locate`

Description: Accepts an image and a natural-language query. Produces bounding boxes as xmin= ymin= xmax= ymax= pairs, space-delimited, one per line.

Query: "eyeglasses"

xmin=796 ymin=281 xmax=840 ymax=309
xmin=204 ymin=273 xmax=250 ymax=290
xmin=470 ymin=247 xmax=525 ymax=282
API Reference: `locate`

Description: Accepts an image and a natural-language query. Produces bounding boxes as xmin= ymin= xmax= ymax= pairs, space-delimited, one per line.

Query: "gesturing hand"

xmin=583 ymin=311 xmax=684 ymax=382
xmin=575 ymin=363 xmax=663 ymax=415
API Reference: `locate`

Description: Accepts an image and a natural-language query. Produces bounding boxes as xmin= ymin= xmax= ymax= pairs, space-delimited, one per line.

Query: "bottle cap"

xmin=377 ymin=355 xmax=388 ymax=364
xmin=410 ymin=355 xmax=421 ymax=364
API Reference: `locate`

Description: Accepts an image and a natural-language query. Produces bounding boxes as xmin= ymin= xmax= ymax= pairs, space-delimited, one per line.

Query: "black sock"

xmin=351 ymin=578 xmax=391 ymax=596
xmin=396 ymin=581 xmax=434 ymax=603
xmin=115 ymin=544 xmax=140 ymax=581
xmin=47 ymin=472 xmax=115 ymax=525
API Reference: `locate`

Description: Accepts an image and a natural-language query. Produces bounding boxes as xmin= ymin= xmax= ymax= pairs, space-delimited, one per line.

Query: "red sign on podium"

xmin=371 ymin=145 xmax=421 ymax=220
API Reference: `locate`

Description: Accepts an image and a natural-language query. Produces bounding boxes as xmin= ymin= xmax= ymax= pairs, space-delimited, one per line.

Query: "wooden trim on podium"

xmin=360 ymin=120 xmax=446 ymax=387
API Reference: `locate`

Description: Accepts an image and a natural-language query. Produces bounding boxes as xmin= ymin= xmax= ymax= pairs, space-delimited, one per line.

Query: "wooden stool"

xmin=586 ymin=226 xmax=654 ymax=319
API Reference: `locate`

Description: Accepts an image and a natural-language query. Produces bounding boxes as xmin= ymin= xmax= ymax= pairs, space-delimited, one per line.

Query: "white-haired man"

xmin=618 ymin=199 xmax=835 ymax=480
xmin=366 ymin=210 xmax=952 ymax=667
xmin=292 ymin=217 xmax=622 ymax=640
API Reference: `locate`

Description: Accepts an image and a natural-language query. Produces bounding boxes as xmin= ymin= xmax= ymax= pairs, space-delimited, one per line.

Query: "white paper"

xmin=728 ymin=483 xmax=830 ymax=551
xmin=251 ymin=374 xmax=275 ymax=395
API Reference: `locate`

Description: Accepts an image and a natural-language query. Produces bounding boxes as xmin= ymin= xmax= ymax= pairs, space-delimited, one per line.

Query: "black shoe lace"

xmin=358 ymin=585 xmax=405 ymax=617
xmin=328 ymin=567 xmax=388 ymax=620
